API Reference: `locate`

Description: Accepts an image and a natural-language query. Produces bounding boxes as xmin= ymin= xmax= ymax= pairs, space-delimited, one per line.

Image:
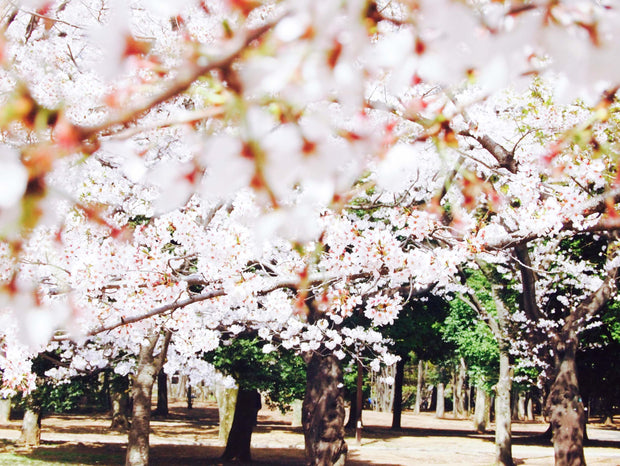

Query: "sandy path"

xmin=0 ymin=402 xmax=618 ymax=465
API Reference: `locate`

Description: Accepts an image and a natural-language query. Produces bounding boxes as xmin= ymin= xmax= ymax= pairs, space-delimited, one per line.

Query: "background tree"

xmin=207 ymin=335 xmax=306 ymax=462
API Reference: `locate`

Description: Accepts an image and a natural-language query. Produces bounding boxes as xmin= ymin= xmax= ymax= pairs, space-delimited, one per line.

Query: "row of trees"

xmin=1 ymin=1 xmax=620 ymax=465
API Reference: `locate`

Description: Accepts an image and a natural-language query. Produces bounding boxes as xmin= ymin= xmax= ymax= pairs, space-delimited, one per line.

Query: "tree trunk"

xmin=495 ymin=347 xmax=514 ymax=466
xmin=355 ymin=360 xmax=363 ymax=444
xmin=215 ymin=385 xmax=238 ymax=442
xmin=526 ymin=393 xmax=535 ymax=421
xmin=454 ymin=358 xmax=467 ymax=419
xmin=414 ymin=359 xmax=424 ymax=415
xmin=517 ymin=392 xmax=526 ymax=421
xmin=547 ymin=339 xmax=586 ymax=466
xmin=436 ymin=382 xmax=445 ymax=418
xmin=153 ymin=369 xmax=168 ymax=416
xmin=110 ymin=375 xmax=130 ymax=431
xmin=126 ymin=331 xmax=171 ymax=466
xmin=18 ymin=407 xmax=41 ymax=446
xmin=111 ymin=390 xmax=130 ymax=431
xmin=391 ymin=357 xmax=405 ymax=429
xmin=345 ymin=389 xmax=358 ymax=429
xmin=221 ymin=388 xmax=261 ymax=462
xmin=186 ymin=386 xmax=193 ymax=410
xmin=0 ymin=397 xmax=10 ymax=423
xmin=303 ymin=352 xmax=347 ymax=466
xmin=291 ymin=399 xmax=303 ymax=427
xmin=473 ymin=386 xmax=491 ymax=433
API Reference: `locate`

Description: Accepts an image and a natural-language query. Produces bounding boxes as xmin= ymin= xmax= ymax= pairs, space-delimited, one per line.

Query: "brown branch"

xmin=513 ymin=244 xmax=545 ymax=322
xmin=153 ymin=329 xmax=172 ymax=371
xmin=76 ymin=17 xmax=282 ymax=142
xmin=51 ymin=271 xmax=374 ymax=342
xmin=564 ymin=267 xmax=618 ymax=336
xmin=459 ymin=130 xmax=518 ymax=173
xmin=84 ymin=288 xmax=226 ymax=337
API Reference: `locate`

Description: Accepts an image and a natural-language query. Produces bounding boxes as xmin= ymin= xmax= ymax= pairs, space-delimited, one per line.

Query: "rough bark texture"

xmin=0 ymin=397 xmax=10 ymax=423
xmin=153 ymin=369 xmax=168 ymax=416
xmin=303 ymin=352 xmax=347 ymax=466
xmin=18 ymin=407 xmax=41 ymax=446
xmin=496 ymin=347 xmax=514 ymax=466
xmin=221 ymin=388 xmax=261 ymax=462
xmin=547 ymin=338 xmax=586 ymax=466
xmin=414 ymin=359 xmax=424 ymax=415
xmin=473 ymin=386 xmax=491 ymax=433
xmin=545 ymin=269 xmax=617 ymax=466
xmin=125 ymin=331 xmax=171 ymax=466
xmin=391 ymin=357 xmax=405 ymax=429
xmin=435 ymin=383 xmax=445 ymax=418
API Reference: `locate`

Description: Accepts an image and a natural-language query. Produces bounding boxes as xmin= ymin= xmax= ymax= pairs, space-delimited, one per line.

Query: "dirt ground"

xmin=0 ymin=401 xmax=619 ymax=465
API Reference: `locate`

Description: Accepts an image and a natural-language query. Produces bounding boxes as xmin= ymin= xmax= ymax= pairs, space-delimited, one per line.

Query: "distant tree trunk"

xmin=215 ymin=385 xmax=238 ymax=442
xmin=391 ymin=358 xmax=405 ymax=429
xmin=153 ymin=369 xmax=168 ymax=416
xmin=303 ymin=352 xmax=347 ymax=466
xmin=454 ymin=358 xmax=467 ymax=419
xmin=110 ymin=375 xmax=130 ymax=431
xmin=355 ymin=360 xmax=363 ymax=444
xmin=18 ymin=406 xmax=41 ymax=446
xmin=495 ymin=347 xmax=514 ymax=466
xmin=436 ymin=383 xmax=445 ymax=418
xmin=186 ymin=386 xmax=193 ymax=410
xmin=414 ymin=359 xmax=424 ymax=415
xmin=517 ymin=392 xmax=526 ymax=421
xmin=345 ymin=389 xmax=358 ymax=429
xmin=221 ymin=388 xmax=261 ymax=462
xmin=0 ymin=397 xmax=10 ymax=423
xmin=526 ymin=393 xmax=534 ymax=421
xmin=473 ymin=386 xmax=491 ymax=433
xmin=126 ymin=330 xmax=171 ymax=466
xmin=547 ymin=337 xmax=586 ymax=466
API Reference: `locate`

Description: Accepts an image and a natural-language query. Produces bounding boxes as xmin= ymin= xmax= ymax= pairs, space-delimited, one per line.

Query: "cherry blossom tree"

xmin=2 ymin=2 xmax=620 ymax=466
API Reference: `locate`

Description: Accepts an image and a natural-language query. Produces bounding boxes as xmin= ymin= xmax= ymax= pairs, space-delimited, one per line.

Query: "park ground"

xmin=0 ymin=401 xmax=618 ymax=465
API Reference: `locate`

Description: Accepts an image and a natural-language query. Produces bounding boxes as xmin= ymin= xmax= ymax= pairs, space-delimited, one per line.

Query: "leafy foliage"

xmin=206 ymin=337 xmax=305 ymax=412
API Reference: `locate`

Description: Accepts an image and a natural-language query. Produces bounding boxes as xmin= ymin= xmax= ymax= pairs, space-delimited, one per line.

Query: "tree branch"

xmin=77 ymin=17 xmax=282 ymax=141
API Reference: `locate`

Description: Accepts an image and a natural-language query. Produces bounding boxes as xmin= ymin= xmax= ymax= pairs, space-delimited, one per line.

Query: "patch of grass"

xmin=0 ymin=452 xmax=51 ymax=465
xmin=0 ymin=447 xmax=123 ymax=465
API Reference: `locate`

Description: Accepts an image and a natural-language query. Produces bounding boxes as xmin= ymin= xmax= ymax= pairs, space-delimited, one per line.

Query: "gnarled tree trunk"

xmin=125 ymin=330 xmax=171 ymax=466
xmin=303 ymin=352 xmax=347 ymax=466
xmin=221 ymin=388 xmax=261 ymax=461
